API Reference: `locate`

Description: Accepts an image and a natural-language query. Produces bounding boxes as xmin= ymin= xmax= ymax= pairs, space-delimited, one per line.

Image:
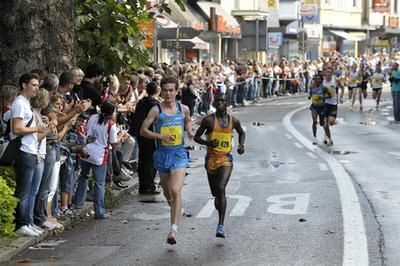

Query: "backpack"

xmin=0 ymin=116 xmax=34 ymax=166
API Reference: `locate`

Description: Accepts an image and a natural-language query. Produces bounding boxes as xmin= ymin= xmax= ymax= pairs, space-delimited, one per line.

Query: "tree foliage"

xmin=75 ymin=0 xmax=184 ymax=75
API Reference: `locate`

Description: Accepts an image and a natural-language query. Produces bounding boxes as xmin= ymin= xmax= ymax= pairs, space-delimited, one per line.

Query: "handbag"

xmin=0 ymin=116 xmax=34 ymax=166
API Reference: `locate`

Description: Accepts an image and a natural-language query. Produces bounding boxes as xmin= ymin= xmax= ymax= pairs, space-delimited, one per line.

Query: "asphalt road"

xmin=5 ymin=90 xmax=398 ymax=266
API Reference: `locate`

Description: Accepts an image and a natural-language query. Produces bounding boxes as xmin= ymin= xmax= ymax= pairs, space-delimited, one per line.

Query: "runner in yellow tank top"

xmin=194 ymin=93 xmax=245 ymax=238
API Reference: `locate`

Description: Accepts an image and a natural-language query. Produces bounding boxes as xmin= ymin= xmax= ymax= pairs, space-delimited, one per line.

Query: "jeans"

xmin=28 ymin=159 xmax=44 ymax=225
xmin=237 ymin=83 xmax=247 ymax=104
xmin=229 ymin=87 xmax=237 ymax=106
xmin=14 ymin=150 xmax=39 ymax=229
xmin=75 ymin=160 xmax=108 ymax=219
xmin=392 ymin=91 xmax=400 ymax=121
xmin=262 ymin=78 xmax=271 ymax=98
xmin=34 ymin=143 xmax=57 ymax=225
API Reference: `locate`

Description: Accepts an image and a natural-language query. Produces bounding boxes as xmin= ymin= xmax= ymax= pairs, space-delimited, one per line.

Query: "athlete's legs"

xmin=160 ymin=168 xmax=186 ymax=225
xmin=311 ymin=109 xmax=318 ymax=137
xmin=207 ymin=166 xmax=233 ymax=225
xmin=372 ymin=89 xmax=377 ymax=100
xmin=376 ymin=89 xmax=382 ymax=107
xmin=351 ymin=89 xmax=357 ymax=109
xmin=358 ymin=88 xmax=363 ymax=109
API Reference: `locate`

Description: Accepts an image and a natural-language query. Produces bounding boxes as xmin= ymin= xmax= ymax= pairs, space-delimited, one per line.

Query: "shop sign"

xmin=389 ymin=16 xmax=399 ymax=28
xmin=373 ymin=0 xmax=390 ymax=13
xmin=268 ymin=32 xmax=283 ymax=48
xmin=268 ymin=0 xmax=279 ymax=9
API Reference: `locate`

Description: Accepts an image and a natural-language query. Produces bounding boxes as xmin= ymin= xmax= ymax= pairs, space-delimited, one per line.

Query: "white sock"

xmin=170 ymin=224 xmax=178 ymax=233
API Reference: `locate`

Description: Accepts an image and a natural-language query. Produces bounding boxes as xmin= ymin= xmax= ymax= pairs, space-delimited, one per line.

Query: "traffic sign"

xmin=157 ymin=27 xmax=200 ymax=40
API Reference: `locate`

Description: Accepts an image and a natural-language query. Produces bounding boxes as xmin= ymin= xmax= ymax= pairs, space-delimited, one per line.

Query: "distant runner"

xmin=194 ymin=93 xmax=245 ymax=238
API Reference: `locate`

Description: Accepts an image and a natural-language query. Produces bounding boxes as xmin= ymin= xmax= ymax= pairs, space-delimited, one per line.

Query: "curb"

xmin=0 ymin=176 xmax=139 ymax=263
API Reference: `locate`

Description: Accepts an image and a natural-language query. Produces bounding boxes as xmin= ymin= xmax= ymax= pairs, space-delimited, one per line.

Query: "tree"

xmin=0 ymin=0 xmax=76 ymax=86
xmin=75 ymin=0 xmax=184 ymax=75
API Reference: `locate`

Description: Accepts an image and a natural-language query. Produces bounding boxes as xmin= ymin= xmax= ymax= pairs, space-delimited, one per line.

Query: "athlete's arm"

xmin=140 ymin=106 xmax=172 ymax=143
xmin=181 ymin=104 xmax=194 ymax=140
xmin=233 ymin=117 xmax=245 ymax=155
xmin=336 ymin=78 xmax=345 ymax=102
xmin=194 ymin=116 xmax=217 ymax=148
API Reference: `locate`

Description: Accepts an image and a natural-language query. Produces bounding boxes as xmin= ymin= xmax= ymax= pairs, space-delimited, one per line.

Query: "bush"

xmin=0 ymin=167 xmax=16 ymax=190
xmin=0 ymin=176 xmax=18 ymax=237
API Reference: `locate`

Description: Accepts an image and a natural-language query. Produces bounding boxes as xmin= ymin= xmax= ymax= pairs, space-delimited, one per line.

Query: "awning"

xmin=168 ymin=1 xmax=208 ymax=31
xmin=161 ymin=37 xmax=209 ymax=50
xmin=349 ymin=32 xmax=367 ymax=41
xmin=329 ymin=30 xmax=362 ymax=41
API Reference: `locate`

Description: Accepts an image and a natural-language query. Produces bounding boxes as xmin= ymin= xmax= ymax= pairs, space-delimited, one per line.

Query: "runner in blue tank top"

xmin=140 ymin=76 xmax=194 ymax=245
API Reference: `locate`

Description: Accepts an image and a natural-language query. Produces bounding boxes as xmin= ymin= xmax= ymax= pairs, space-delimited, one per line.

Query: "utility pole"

xmin=176 ymin=24 xmax=180 ymax=62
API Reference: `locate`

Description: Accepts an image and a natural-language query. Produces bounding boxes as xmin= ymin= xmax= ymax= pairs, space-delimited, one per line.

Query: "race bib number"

xmin=327 ymin=86 xmax=336 ymax=97
xmin=161 ymin=125 xmax=182 ymax=146
xmin=373 ymin=77 xmax=382 ymax=84
xmin=210 ymin=132 xmax=232 ymax=153
xmin=349 ymin=77 xmax=359 ymax=84
xmin=312 ymin=94 xmax=323 ymax=104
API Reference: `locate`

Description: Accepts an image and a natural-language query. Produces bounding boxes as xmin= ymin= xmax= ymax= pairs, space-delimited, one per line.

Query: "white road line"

xmin=285 ymin=134 xmax=293 ymax=139
xmin=293 ymin=142 xmax=303 ymax=148
xmin=283 ymin=106 xmax=368 ymax=266
xmin=381 ymin=112 xmax=390 ymax=116
xmin=387 ymin=116 xmax=395 ymax=121
xmin=306 ymin=152 xmax=317 ymax=159
xmin=319 ymin=163 xmax=328 ymax=171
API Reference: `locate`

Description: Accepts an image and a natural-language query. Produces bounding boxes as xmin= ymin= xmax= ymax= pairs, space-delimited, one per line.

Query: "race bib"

xmin=349 ymin=77 xmax=359 ymax=84
xmin=327 ymin=86 xmax=336 ymax=97
xmin=160 ymin=125 xmax=182 ymax=146
xmin=210 ymin=131 xmax=232 ymax=153
xmin=373 ymin=77 xmax=382 ymax=84
xmin=312 ymin=94 xmax=323 ymax=104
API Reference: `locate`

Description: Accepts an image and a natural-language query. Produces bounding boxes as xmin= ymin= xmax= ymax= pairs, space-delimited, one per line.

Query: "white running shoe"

xmin=41 ymin=220 xmax=56 ymax=231
xmin=29 ymin=224 xmax=44 ymax=235
xmin=52 ymin=221 xmax=64 ymax=229
xmin=312 ymin=137 xmax=317 ymax=145
xmin=15 ymin=225 xmax=39 ymax=237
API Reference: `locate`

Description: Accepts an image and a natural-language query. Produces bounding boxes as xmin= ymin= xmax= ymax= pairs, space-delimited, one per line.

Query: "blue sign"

xmin=302 ymin=14 xmax=318 ymax=23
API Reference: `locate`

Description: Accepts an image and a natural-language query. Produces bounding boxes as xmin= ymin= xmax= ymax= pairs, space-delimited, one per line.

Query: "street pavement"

xmin=2 ymin=89 xmax=398 ymax=265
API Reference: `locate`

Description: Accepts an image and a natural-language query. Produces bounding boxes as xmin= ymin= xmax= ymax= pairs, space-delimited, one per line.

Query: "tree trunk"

xmin=0 ymin=0 xmax=75 ymax=86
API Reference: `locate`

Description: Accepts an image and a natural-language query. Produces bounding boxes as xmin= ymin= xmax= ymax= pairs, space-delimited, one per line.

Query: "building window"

xmin=353 ymin=0 xmax=357 ymax=8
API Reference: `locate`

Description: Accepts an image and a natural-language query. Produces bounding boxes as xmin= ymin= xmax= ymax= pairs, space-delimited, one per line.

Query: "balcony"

xmin=231 ymin=0 xmax=269 ymax=18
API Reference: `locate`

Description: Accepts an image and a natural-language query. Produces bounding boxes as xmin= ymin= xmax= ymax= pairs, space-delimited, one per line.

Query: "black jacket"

xmin=130 ymin=96 xmax=159 ymax=146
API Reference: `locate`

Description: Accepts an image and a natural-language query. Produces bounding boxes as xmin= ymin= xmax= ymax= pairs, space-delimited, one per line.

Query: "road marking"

xmin=196 ymin=195 xmax=252 ymax=218
xmin=306 ymin=152 xmax=317 ymax=159
xmin=381 ymin=112 xmax=390 ymax=116
xmin=319 ymin=163 xmax=328 ymax=171
xmin=388 ymin=152 xmax=400 ymax=160
xmin=294 ymin=142 xmax=303 ymax=148
xmin=267 ymin=193 xmax=310 ymax=215
xmin=387 ymin=116 xmax=395 ymax=121
xmin=283 ymin=105 xmax=368 ymax=266
xmin=285 ymin=134 xmax=293 ymax=139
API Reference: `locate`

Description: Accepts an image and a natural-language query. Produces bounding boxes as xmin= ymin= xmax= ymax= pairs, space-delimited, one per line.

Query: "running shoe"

xmin=323 ymin=136 xmax=328 ymax=144
xmin=15 ymin=225 xmax=39 ymax=237
xmin=29 ymin=224 xmax=44 ymax=235
xmin=41 ymin=221 xmax=56 ymax=231
xmin=166 ymin=232 xmax=177 ymax=245
xmin=350 ymin=106 xmax=353 ymax=111
xmin=360 ymin=106 xmax=363 ymax=111
xmin=312 ymin=137 xmax=317 ymax=145
xmin=327 ymin=139 xmax=334 ymax=146
xmin=216 ymin=225 xmax=225 ymax=238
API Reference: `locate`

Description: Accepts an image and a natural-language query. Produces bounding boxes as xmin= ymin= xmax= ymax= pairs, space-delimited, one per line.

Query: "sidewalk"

xmin=0 ymin=93 xmax=305 ymax=263
xmin=0 ymin=177 xmax=139 ymax=263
